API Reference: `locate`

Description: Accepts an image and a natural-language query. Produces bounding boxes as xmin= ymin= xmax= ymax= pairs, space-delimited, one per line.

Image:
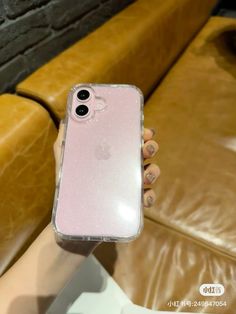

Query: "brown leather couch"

xmin=96 ymin=16 xmax=236 ymax=313
xmin=2 ymin=0 xmax=236 ymax=312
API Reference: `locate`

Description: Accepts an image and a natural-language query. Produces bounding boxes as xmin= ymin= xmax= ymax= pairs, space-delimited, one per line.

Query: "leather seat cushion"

xmin=95 ymin=218 xmax=236 ymax=313
xmin=144 ymin=17 xmax=236 ymax=259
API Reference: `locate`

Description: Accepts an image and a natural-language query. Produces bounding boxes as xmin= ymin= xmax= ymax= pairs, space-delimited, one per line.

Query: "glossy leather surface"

xmin=0 ymin=95 xmax=57 ymax=275
xmin=144 ymin=17 xmax=236 ymax=259
xmin=95 ymin=218 xmax=236 ymax=313
xmin=17 ymin=0 xmax=217 ymax=120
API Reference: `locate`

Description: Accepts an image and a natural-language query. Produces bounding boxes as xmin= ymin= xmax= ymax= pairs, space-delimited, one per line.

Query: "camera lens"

xmin=75 ymin=105 xmax=89 ymax=117
xmin=77 ymin=89 xmax=90 ymax=101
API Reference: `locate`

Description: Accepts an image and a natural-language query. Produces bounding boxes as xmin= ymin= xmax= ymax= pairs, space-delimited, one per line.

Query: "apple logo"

xmin=95 ymin=142 xmax=111 ymax=160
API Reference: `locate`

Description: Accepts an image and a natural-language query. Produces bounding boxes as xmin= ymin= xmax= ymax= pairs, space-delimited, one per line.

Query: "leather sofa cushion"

xmin=95 ymin=218 xmax=236 ymax=313
xmin=144 ymin=17 xmax=236 ymax=259
xmin=17 ymin=0 xmax=217 ymax=120
xmin=0 ymin=94 xmax=57 ymax=275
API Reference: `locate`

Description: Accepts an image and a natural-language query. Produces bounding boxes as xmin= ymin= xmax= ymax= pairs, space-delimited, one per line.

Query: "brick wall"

xmin=0 ymin=0 xmax=133 ymax=93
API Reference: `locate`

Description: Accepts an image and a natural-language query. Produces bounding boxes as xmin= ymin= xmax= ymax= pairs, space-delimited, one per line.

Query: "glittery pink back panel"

xmin=52 ymin=84 xmax=143 ymax=241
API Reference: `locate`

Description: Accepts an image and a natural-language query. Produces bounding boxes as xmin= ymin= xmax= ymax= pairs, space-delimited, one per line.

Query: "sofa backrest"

xmin=17 ymin=0 xmax=217 ymax=120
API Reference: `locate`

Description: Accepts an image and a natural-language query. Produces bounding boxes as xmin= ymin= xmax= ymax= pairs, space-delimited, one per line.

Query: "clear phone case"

xmin=52 ymin=84 xmax=144 ymax=242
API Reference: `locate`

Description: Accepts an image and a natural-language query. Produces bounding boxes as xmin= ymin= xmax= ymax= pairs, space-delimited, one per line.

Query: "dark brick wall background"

xmin=0 ymin=0 xmax=133 ymax=93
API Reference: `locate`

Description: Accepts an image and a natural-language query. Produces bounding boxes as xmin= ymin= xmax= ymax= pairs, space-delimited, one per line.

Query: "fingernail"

xmin=146 ymin=144 xmax=155 ymax=157
xmin=146 ymin=195 xmax=155 ymax=207
xmin=145 ymin=172 xmax=156 ymax=184
xmin=150 ymin=128 xmax=156 ymax=136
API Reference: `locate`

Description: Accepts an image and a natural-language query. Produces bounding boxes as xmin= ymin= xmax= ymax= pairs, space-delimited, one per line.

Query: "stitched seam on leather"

xmin=145 ymin=216 xmax=236 ymax=263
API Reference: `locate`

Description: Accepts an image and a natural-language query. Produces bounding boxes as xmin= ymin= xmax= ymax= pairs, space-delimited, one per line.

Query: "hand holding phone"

xmin=52 ymin=84 xmax=159 ymax=242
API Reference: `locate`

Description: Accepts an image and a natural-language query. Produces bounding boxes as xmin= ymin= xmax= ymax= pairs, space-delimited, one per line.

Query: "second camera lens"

xmin=75 ymin=105 xmax=89 ymax=117
xmin=77 ymin=89 xmax=90 ymax=101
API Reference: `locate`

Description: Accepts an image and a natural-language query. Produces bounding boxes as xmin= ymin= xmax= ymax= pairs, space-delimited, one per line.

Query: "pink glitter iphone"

xmin=52 ymin=84 xmax=144 ymax=242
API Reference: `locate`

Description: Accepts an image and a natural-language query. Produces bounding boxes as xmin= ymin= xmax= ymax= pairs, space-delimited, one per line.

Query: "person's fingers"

xmin=144 ymin=163 xmax=160 ymax=185
xmin=54 ymin=124 xmax=160 ymax=185
xmin=143 ymin=140 xmax=159 ymax=159
xmin=143 ymin=128 xmax=155 ymax=142
xmin=54 ymin=121 xmax=65 ymax=182
xmin=144 ymin=189 xmax=156 ymax=208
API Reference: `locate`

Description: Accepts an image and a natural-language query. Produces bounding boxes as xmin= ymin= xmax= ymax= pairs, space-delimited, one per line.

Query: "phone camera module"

xmin=77 ymin=89 xmax=90 ymax=101
xmin=75 ymin=105 xmax=89 ymax=117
